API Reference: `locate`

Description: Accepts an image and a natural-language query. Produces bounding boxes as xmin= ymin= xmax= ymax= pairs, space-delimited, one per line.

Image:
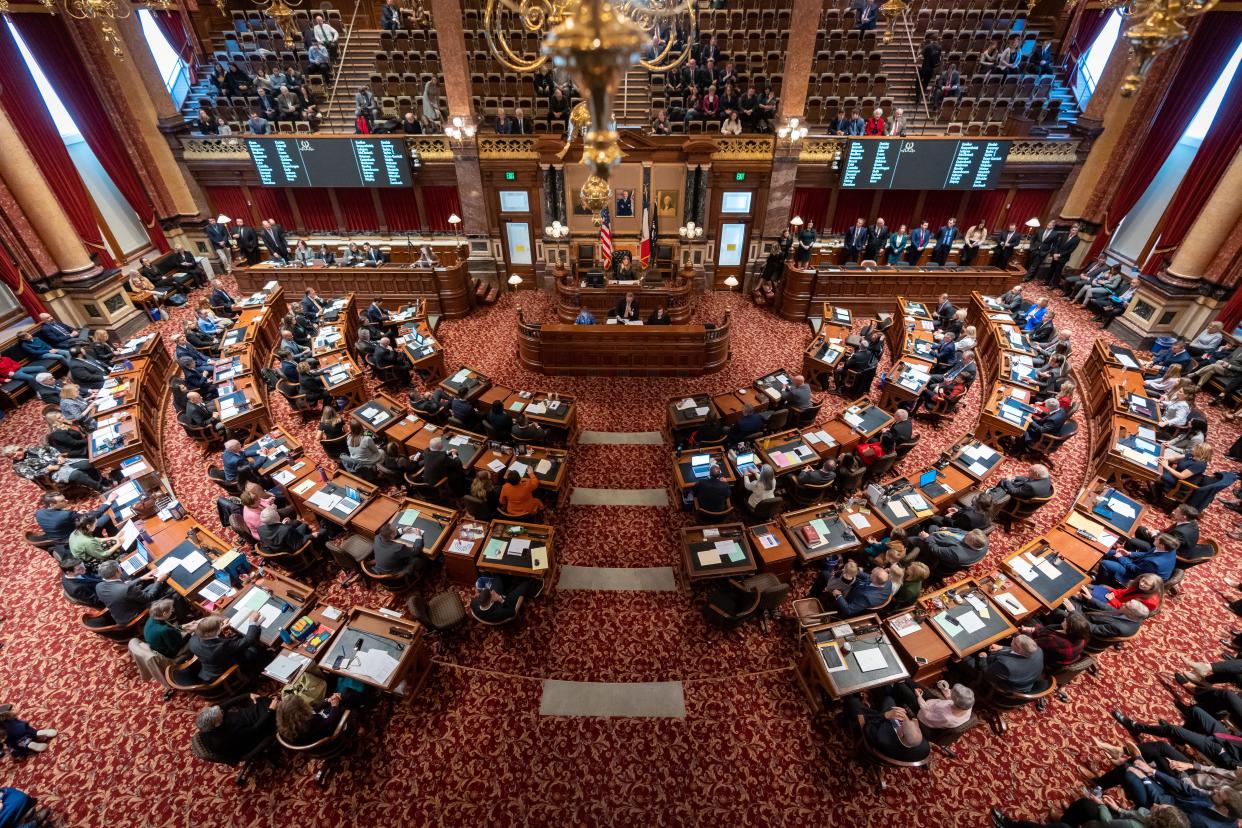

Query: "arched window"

xmin=137 ymin=9 xmax=191 ymax=108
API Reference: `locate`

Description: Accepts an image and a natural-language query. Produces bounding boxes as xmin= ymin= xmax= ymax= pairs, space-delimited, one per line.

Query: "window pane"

xmin=718 ymin=223 xmax=746 ymax=266
xmin=506 ymin=222 xmax=532 ymax=265
xmin=721 ymin=191 xmax=753 ymax=214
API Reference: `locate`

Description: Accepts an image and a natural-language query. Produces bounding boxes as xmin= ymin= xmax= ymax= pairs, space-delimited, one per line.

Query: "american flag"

xmin=599 ymin=205 xmax=612 ymax=265
xmin=640 ymin=180 xmax=652 ymax=268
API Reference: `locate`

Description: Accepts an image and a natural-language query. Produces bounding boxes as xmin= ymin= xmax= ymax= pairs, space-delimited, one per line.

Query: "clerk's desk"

xmin=552 ymin=266 xmax=695 ymax=324
xmin=516 ymin=311 xmax=731 ymax=376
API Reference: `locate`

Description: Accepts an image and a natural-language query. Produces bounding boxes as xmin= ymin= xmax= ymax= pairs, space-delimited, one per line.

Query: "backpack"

xmin=166 ymin=292 xmax=187 ymax=306
xmin=259 ymin=367 xmax=281 ymax=391
xmin=215 ymin=495 xmax=242 ymax=530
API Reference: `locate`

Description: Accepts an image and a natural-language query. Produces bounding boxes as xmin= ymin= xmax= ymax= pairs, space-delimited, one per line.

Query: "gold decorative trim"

xmin=1006 ymin=139 xmax=1081 ymax=164
xmin=408 ymin=136 xmax=454 ymax=161
xmin=477 ymin=136 xmax=538 ymax=159
xmin=797 ymin=137 xmax=846 ymax=163
xmin=182 ymin=137 xmax=249 ymax=160
xmin=711 ymin=136 xmax=775 ymax=160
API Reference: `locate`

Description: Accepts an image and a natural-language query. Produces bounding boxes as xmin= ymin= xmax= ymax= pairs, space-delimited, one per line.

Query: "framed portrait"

xmin=572 ymin=196 xmax=593 ymax=216
xmin=656 ymin=190 xmax=679 ymax=218
xmin=614 ymin=188 xmax=635 ymax=217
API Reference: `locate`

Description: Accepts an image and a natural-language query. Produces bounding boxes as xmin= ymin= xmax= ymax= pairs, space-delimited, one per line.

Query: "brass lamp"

xmin=1120 ymin=0 xmax=1218 ymax=96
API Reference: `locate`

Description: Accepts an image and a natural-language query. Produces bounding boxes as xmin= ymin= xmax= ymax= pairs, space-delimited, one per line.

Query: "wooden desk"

xmin=918 ymin=578 xmax=1017 ymax=660
xmin=385 ymin=498 xmax=458 ymax=559
xmin=236 ymin=260 xmax=474 ymax=318
xmin=384 ymin=412 xmax=429 ymax=449
xmin=712 ymin=386 xmax=768 ymax=425
xmin=1002 ymin=540 xmax=1090 ymax=611
xmin=246 ymin=427 xmax=303 ymax=476
xmin=680 ymin=523 xmax=755 ymax=585
xmin=396 ymin=319 xmax=446 ymax=381
xmin=554 ymin=275 xmax=694 ymax=324
xmin=871 ymin=488 xmax=933 ymax=534
xmin=803 ymin=334 xmax=848 ymax=392
xmin=479 ymin=520 xmax=556 ymax=591
xmin=804 ymin=420 xmax=860 ymax=459
xmin=517 ymin=315 xmax=732 ymax=377
xmin=905 ymin=464 xmax=975 ymax=510
xmin=886 ymin=608 xmax=956 ymax=683
xmin=476 ymin=445 xmax=570 ymax=503
xmin=745 ymin=522 xmax=797 ymax=581
xmin=215 ymin=378 xmax=270 ymax=444
xmin=878 ymin=358 xmax=932 ymax=414
xmin=280 ymin=602 xmax=346 ymax=662
xmin=841 ymin=400 xmax=894 ymax=439
xmin=348 ymin=493 xmax=403 ymax=539
xmin=219 ymin=573 xmax=314 ymax=647
xmin=756 ymin=429 xmax=819 ymax=477
xmin=500 ymin=390 xmax=577 ymax=436
xmin=439 ymin=365 xmax=491 ymax=401
xmin=89 ymin=407 xmax=145 ymax=474
xmin=350 ymin=391 xmax=409 ymax=439
xmin=672 ymin=447 xmax=735 ymax=490
xmin=442 ymin=518 xmax=489 ymax=585
xmin=318 ymin=352 xmax=368 ymax=409
xmin=1074 ymin=482 xmax=1149 ymax=538
xmin=951 ymin=440 xmax=1006 ymax=482
xmin=667 ymin=393 xmax=717 ymax=437
xmin=974 ymin=571 xmax=1042 ymax=623
xmin=779 ymin=504 xmax=869 ymax=563
xmin=1094 ymin=418 xmax=1162 ymax=494
xmin=293 ymin=472 xmax=377 ymax=528
xmin=797 ymin=614 xmax=910 ymax=706
xmin=1044 ymin=525 xmax=1108 ymax=573
xmin=316 ymin=607 xmax=431 ymax=695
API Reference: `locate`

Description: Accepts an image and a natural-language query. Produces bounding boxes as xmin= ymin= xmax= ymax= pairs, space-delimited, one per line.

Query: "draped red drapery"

xmin=422 ymin=186 xmax=463 ymax=232
xmin=0 ymin=249 xmax=48 ymax=317
xmin=204 ymin=186 xmax=251 ymax=225
xmin=151 ymin=11 xmax=198 ymax=84
xmin=378 ymin=189 xmax=423 ymax=231
xmin=291 ymin=192 xmax=338 ymax=232
xmin=251 ymin=188 xmax=296 ymax=230
xmin=0 ymin=21 xmax=114 ymax=267
xmin=790 ymin=188 xmax=830 ymax=230
xmin=336 ymin=189 xmax=378 ymax=233
xmin=876 ymin=190 xmax=920 ymax=232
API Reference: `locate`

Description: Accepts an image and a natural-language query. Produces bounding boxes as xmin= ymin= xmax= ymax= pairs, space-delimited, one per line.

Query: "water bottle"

xmin=317 ymin=465 xmax=328 ymax=482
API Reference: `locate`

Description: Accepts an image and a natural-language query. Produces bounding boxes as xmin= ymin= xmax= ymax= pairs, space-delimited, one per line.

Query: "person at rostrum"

xmin=612 ymin=291 xmax=640 ymax=321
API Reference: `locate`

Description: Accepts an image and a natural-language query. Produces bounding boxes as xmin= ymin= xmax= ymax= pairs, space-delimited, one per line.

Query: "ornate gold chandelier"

xmin=484 ymin=0 xmax=695 ymax=221
xmin=253 ymin=0 xmax=303 ymax=42
xmin=879 ymin=0 xmax=907 ymax=44
xmin=2 ymin=0 xmax=173 ymax=57
xmin=1119 ymin=0 xmax=1218 ymax=96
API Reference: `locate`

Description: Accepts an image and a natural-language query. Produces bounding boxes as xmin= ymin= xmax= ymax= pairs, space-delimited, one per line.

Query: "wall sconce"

xmin=678 ymin=221 xmax=704 ymax=239
xmin=776 ymin=117 xmax=809 ymax=142
xmin=445 ymin=116 xmax=476 ymax=140
xmin=545 ymin=220 xmax=569 ymax=239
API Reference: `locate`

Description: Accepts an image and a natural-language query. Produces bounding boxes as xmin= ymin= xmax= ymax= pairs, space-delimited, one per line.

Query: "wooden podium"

xmin=516 ymin=312 xmax=731 ymax=376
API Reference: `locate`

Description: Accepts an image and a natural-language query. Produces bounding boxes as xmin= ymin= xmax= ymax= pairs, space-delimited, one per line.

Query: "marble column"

xmin=72 ymin=14 xmax=207 ymax=223
xmin=429 ymin=0 xmax=475 ymax=121
xmin=0 ymin=169 xmax=60 ymax=281
xmin=778 ymin=0 xmax=822 ymax=121
xmin=0 ymin=101 xmax=101 ymax=280
xmin=1165 ymin=146 xmax=1242 ymax=289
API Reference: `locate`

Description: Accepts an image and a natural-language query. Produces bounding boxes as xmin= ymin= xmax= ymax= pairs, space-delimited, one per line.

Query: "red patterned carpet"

xmin=1 ymin=282 xmax=1239 ymax=827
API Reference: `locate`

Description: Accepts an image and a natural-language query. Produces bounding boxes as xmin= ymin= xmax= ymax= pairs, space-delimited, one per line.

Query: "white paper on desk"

xmin=232 ymin=587 xmax=270 ymax=617
xmin=904 ymin=494 xmax=929 ymax=512
xmin=535 ymin=458 xmax=553 ymax=475
xmin=487 ymin=459 xmax=507 ymax=473
xmin=1100 ymin=532 xmax=1120 ymax=547
xmin=256 ymin=603 xmax=283 ymax=628
xmin=1010 ymin=558 xmax=1037 ymax=581
xmin=816 ymin=430 xmax=835 ymax=446
xmin=843 ymin=412 xmax=863 ymax=428
xmin=848 ymin=513 xmax=870 ymax=530
xmin=180 ymin=551 xmax=209 ymax=572
xmin=449 ymin=434 xmax=470 ymax=446
xmin=968 ymin=462 xmax=989 ymax=477
xmin=292 ymin=478 xmax=316 ymax=495
xmin=757 ymin=532 xmax=780 ymax=549
xmin=120 ymin=460 xmax=150 ymax=478
xmin=322 ymin=606 xmax=342 ymax=621
xmin=964 ymin=593 xmax=987 ymax=613
xmin=273 ymin=468 xmax=296 ymax=485
xmin=934 ymin=612 xmax=962 ymax=636
xmin=449 ymin=539 xmax=475 ymax=555
xmin=93 ymin=425 xmax=119 ymax=441
xmin=1035 ymin=559 xmax=1062 ymax=580
xmin=1108 ymin=498 xmax=1136 ymax=519
xmin=526 ymin=402 xmax=547 ymax=415
xmin=714 ymin=540 xmax=739 ymax=560
xmin=510 ymin=461 xmax=529 ymax=478
xmin=156 ymin=557 xmax=181 ymax=576
xmin=508 ymin=538 xmax=531 ymax=557
xmin=854 ymin=648 xmax=888 ymax=673
xmin=677 ymin=397 xmax=696 ymax=410
xmin=307 ymin=491 xmax=340 ymax=510
xmin=696 ymin=548 xmax=722 ymax=566
xmin=887 ymin=500 xmax=910 ymax=519
xmin=451 ymin=368 xmax=470 ymax=383
xmin=530 ymin=547 xmax=548 ymax=571
xmin=891 ymin=614 xmax=922 ymax=637
xmin=957 ymin=611 xmax=985 ymax=634
xmin=995 ymin=592 xmax=1026 ymax=616
xmin=265 ymin=651 xmax=310 ymax=683
xmin=353 ymin=648 xmax=400 ymax=685
xmin=1138 ymin=426 xmax=1158 ymax=441
xmin=694 ymin=406 xmax=710 ymax=417
xmin=805 ymin=431 xmax=822 ymax=444
xmin=702 ymin=527 xmax=720 ymax=539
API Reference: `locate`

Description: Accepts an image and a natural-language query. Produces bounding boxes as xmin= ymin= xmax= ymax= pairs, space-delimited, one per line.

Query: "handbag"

xmin=281 ymin=668 xmax=327 ymax=704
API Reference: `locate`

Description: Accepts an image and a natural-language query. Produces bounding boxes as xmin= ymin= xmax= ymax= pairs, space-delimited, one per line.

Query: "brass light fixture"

xmin=10 ymin=0 xmax=145 ymax=57
xmin=484 ymin=0 xmax=694 ymax=221
xmin=1119 ymin=0 xmax=1218 ymax=96
xmin=879 ymin=0 xmax=907 ymax=44
xmin=253 ymin=0 xmax=303 ymax=42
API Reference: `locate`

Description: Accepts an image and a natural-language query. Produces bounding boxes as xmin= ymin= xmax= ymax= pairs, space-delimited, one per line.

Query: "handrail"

xmin=895 ymin=10 xmax=932 ymax=121
xmin=326 ymin=0 xmax=363 ymax=121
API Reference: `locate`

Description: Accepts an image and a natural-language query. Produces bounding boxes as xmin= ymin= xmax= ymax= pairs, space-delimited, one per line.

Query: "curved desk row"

xmin=517 ymin=313 xmax=731 ymax=376
xmin=553 ymin=274 xmax=695 ymax=324
xmin=86 ymin=331 xmax=174 ymax=476
xmin=776 ymin=261 xmax=1019 ymax=321
xmin=801 ymin=243 xmax=1030 ymax=270
xmin=234 ymin=261 xmax=474 ymax=319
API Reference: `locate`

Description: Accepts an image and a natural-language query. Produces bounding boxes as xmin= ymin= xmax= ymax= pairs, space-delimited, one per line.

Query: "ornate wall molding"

xmin=797 ymin=138 xmax=846 ymax=163
xmin=410 ymin=136 xmax=456 ymax=161
xmin=711 ymin=136 xmax=775 ymax=161
xmin=477 ymin=136 xmax=538 ymax=159
xmin=181 ymin=138 xmax=250 ymax=161
xmin=1007 ymin=139 xmax=1081 ymax=164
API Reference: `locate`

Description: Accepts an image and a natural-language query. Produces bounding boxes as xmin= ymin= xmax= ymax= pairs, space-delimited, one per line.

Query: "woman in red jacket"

xmin=1089 ymin=572 xmax=1164 ymax=612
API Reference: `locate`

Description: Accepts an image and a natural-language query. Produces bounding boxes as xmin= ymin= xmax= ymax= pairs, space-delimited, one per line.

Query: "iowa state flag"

xmin=640 ymin=180 xmax=652 ymax=268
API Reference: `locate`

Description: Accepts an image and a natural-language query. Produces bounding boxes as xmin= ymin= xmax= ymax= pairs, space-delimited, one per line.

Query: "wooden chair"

xmin=81 ymin=608 xmax=148 ymax=643
xmin=860 ymin=736 xmax=933 ymax=792
xmin=190 ymin=728 xmax=276 ymax=786
xmin=276 ymin=709 xmax=353 ymax=787
xmin=741 ymin=572 xmax=790 ymax=633
xmin=1026 ymin=419 xmax=1078 ymax=466
xmin=407 ymin=591 xmax=468 ymax=652
xmin=700 ymin=578 xmax=763 ymax=629
xmin=791 ymin=596 xmax=835 ymax=630
xmin=793 ymin=400 xmax=824 ymax=428
xmin=693 ymin=498 xmax=734 ymax=524
xmin=360 ymin=558 xmax=420 ymax=593
xmin=996 ymin=492 xmax=1054 ymax=530
xmin=862 ymin=453 xmax=899 ymax=486
xmin=320 ymin=434 xmax=348 ymax=462
xmin=763 ymin=409 xmax=790 ymax=434
xmin=255 ymin=536 xmax=317 ymax=576
xmin=924 ymin=715 xmax=982 ymax=759
xmin=282 ymin=389 xmax=321 ymax=421
xmin=208 ymin=465 xmax=241 ymax=495
xmin=1166 ymin=539 xmax=1219 ymax=596
xmin=164 ymin=657 xmax=248 ymax=700
xmin=835 ymin=464 xmax=867 ymax=497
xmin=1052 ymin=655 xmax=1098 ymax=702
xmin=894 ymin=433 xmax=921 ymax=461
xmin=744 ymin=496 xmax=785 ymax=523
xmin=24 ymin=524 xmax=57 ymax=549
xmin=1085 ymin=627 xmax=1142 ymax=654
xmin=181 ymin=419 xmax=224 ymax=451
xmin=980 ymin=675 xmax=1057 ymax=734
xmin=788 ymin=477 xmax=834 ymax=506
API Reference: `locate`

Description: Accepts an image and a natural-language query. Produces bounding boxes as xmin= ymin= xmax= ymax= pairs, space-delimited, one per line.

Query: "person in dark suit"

xmin=1079 ymin=601 xmax=1149 ymax=639
xmin=449 ymin=388 xmax=481 ymax=429
xmin=222 ymin=439 xmax=263 ymax=485
xmin=421 ymin=436 xmax=466 ymax=495
xmin=1098 ymin=532 xmax=1179 ymax=585
xmin=259 ymin=219 xmax=289 ymax=261
xmin=174 ymin=334 xmax=210 ymax=369
xmin=209 ymin=279 xmax=238 ymax=319
xmin=727 ymin=405 xmax=766 ymax=442
xmin=907 ymin=221 xmax=931 ymax=265
xmin=931 ymin=218 xmax=958 ymax=265
xmin=647 ymin=307 xmax=672 ymax=325
xmin=171 ymin=244 xmax=208 ymax=287
xmin=1017 ymin=401 xmax=1069 ymax=451
xmin=969 ymin=635 xmax=1045 ymax=693
xmin=1025 ymin=224 xmax=1058 ymax=281
xmin=299 ymin=288 xmax=326 ymax=321
xmin=980 ymin=464 xmax=1053 ymax=513
xmin=379 ymin=0 xmax=403 ymax=30
xmin=831 ymin=566 xmax=892 ymax=615
xmin=35 ymin=493 xmax=112 ymax=542
xmin=931 ymin=333 xmax=957 ymax=374
xmin=865 ymin=218 xmax=889 ymax=261
xmin=835 ymin=342 xmax=877 ymax=393
xmin=94 ymin=560 xmax=170 ymax=626
xmin=205 ymin=216 xmax=233 ymax=274
xmin=182 ymin=391 xmax=224 ymax=433
xmin=362 ymin=243 xmax=385 ymax=265
xmin=372 ymin=522 xmax=427 ymax=576
xmin=856 ymin=0 xmax=879 ymax=32
xmin=843 ymin=218 xmax=869 ymax=262
xmin=365 ymin=298 xmax=388 ymax=323
xmin=932 ymin=64 xmax=961 ymax=107
xmin=1044 ymin=221 xmax=1080 ymax=288
xmin=779 ymin=375 xmax=813 ymax=410
xmin=194 ymin=694 xmax=277 ymax=765
xmin=884 ymin=409 xmax=913 ymax=444
xmin=297 ymin=361 xmax=329 ymax=407
xmin=693 ymin=464 xmax=732 ymax=512
xmin=67 ymin=348 xmax=108 ymax=391
xmin=35 ymin=313 xmax=86 ymax=349
xmin=993 ymin=223 xmax=1021 ymax=269
xmin=934 ymin=294 xmax=957 ymax=329
xmin=185 ymin=613 xmax=267 ymax=681
xmin=843 ymin=694 xmax=930 ymax=763
xmin=1125 ymin=504 xmax=1200 ymax=555
xmin=61 ymin=560 xmax=104 ymax=607
xmin=910 ymin=527 xmax=988 ymax=579
xmin=232 ymin=218 xmax=261 ymax=265
xmin=612 ymin=292 xmax=640 ymax=321
xmin=257 ymin=506 xmax=318 ymax=552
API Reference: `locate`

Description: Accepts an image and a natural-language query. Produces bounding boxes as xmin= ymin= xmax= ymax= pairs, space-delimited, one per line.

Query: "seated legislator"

xmin=257 ymin=507 xmax=319 ymax=553
xmin=60 ymin=560 xmax=103 ymax=608
xmin=144 ymin=598 xmax=189 ymax=658
xmin=184 ymin=612 xmax=268 ymax=681
xmin=69 ymin=514 xmax=121 ymax=564
xmin=1019 ymin=612 xmax=1090 ymax=674
xmin=35 ymin=492 xmax=112 ymax=543
xmin=779 ymin=374 xmax=813 ymax=411
xmin=977 ymin=463 xmax=1054 ymax=510
xmin=194 ymin=695 xmax=277 ymax=764
xmin=276 ymin=693 xmax=347 ymax=747
xmin=471 ymin=575 xmax=538 ymax=624
xmin=961 ymin=634 xmax=1044 ymax=694
xmin=647 ymin=307 xmax=672 ymax=325
xmin=888 ymin=679 xmax=975 ymax=731
xmin=511 ymin=412 xmax=547 ymax=444
xmin=422 ymin=436 xmax=467 ymax=495
xmin=612 ymin=292 xmax=640 ymax=321
xmin=726 ymin=405 xmax=766 ymax=442
xmin=95 ymin=560 xmax=170 ymax=626
xmin=372 ymin=523 xmax=427 ymax=576
xmin=843 ymin=693 xmax=930 ymax=763
xmin=693 ymin=464 xmax=732 ymax=513
xmin=499 ymin=469 xmax=542 ymax=517
xmin=1096 ymin=532 xmax=1179 ymax=587
xmin=908 ymin=528 xmax=989 ymax=579
xmin=830 ymin=566 xmax=892 ymax=616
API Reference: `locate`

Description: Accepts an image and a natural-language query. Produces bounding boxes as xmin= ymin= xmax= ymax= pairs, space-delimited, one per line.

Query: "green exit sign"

xmin=735 ymin=172 xmax=746 ymax=181
xmin=505 ymin=171 xmax=516 ymax=180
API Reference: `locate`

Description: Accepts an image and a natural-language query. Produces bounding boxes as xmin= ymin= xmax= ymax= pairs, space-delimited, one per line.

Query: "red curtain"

xmin=1091 ymin=13 xmax=1242 ymax=258
xmin=963 ymin=189 xmax=1009 ymax=231
xmin=14 ymin=15 xmax=169 ymax=254
xmin=292 ymin=192 xmax=337 ymax=232
xmin=920 ymin=192 xmax=961 ymax=233
xmin=0 ymin=249 xmax=47 ymax=317
xmin=0 ymin=22 xmax=114 ymax=267
xmin=1065 ymin=9 xmax=1110 ymax=63
xmin=1219 ymin=287 xmax=1242 ymax=331
xmin=251 ymin=188 xmax=296 ymax=230
xmin=423 ymin=186 xmax=463 ymax=232
xmin=830 ymin=190 xmax=872 ymax=233
xmin=1142 ymin=64 xmax=1242 ymax=274
xmin=790 ymin=187 xmax=829 ymax=230
xmin=336 ymin=189 xmax=378 ymax=233
xmin=1007 ymin=188 xmax=1054 ymax=228
xmin=378 ymin=189 xmax=422 ymax=231
xmin=877 ymin=190 xmax=920 ymax=231
xmin=204 ymin=186 xmax=251 ymax=225
xmin=151 ymin=11 xmax=198 ymax=84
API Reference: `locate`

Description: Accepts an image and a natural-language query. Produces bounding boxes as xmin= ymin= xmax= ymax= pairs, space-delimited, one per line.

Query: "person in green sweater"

xmin=68 ymin=514 xmax=120 ymax=564
xmin=143 ymin=599 xmax=188 ymax=659
xmin=890 ymin=561 xmax=930 ymax=612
